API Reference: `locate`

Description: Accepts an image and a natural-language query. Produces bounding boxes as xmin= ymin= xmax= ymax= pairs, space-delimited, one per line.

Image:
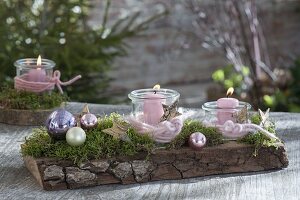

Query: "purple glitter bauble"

xmin=46 ymin=109 xmax=77 ymax=140
xmin=80 ymin=113 xmax=98 ymax=129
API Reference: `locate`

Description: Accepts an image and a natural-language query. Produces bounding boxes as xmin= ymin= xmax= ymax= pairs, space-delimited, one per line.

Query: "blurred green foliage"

xmin=212 ymin=64 xmax=250 ymax=93
xmin=263 ymin=59 xmax=300 ymax=112
xmin=0 ymin=0 xmax=165 ymax=102
xmin=212 ymin=60 xmax=300 ymax=112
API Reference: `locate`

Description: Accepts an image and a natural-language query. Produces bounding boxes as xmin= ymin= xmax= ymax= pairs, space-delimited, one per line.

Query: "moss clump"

xmin=21 ymin=114 xmax=155 ymax=164
xmin=239 ymin=133 xmax=279 ymax=156
xmin=250 ymin=113 xmax=261 ymax=125
xmin=0 ymin=86 xmax=68 ymax=110
xmin=21 ymin=115 xmax=223 ymax=164
xmin=238 ymin=113 xmax=279 ymax=156
xmin=167 ymin=120 xmax=224 ymax=149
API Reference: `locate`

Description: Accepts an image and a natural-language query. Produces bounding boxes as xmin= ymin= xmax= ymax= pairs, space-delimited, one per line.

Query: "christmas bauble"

xmin=66 ymin=127 xmax=86 ymax=146
xmin=46 ymin=109 xmax=77 ymax=140
xmin=189 ymin=132 xmax=206 ymax=150
xmin=80 ymin=113 xmax=98 ymax=129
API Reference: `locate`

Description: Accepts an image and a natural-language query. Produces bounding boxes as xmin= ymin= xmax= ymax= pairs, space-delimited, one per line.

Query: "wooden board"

xmin=0 ymin=107 xmax=53 ymax=126
xmin=23 ymin=141 xmax=289 ymax=191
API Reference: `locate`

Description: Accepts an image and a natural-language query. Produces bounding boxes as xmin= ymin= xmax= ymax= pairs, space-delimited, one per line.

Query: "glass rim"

xmin=14 ymin=58 xmax=56 ymax=69
xmin=202 ymin=101 xmax=252 ymax=111
xmin=128 ymin=88 xmax=180 ymax=100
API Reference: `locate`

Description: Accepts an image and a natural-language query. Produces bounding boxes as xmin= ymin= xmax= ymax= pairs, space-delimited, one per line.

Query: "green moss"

xmin=21 ymin=116 xmax=223 ymax=164
xmin=0 ymin=86 xmax=68 ymax=110
xmin=238 ymin=133 xmax=279 ymax=156
xmin=250 ymin=113 xmax=261 ymax=125
xmin=167 ymin=120 xmax=224 ymax=149
xmin=238 ymin=112 xmax=279 ymax=156
xmin=21 ymin=112 xmax=281 ymax=164
xmin=21 ymin=114 xmax=155 ymax=164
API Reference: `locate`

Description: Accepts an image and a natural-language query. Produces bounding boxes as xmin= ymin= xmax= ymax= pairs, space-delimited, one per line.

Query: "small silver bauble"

xmin=80 ymin=113 xmax=98 ymax=129
xmin=66 ymin=127 xmax=86 ymax=146
xmin=46 ymin=109 xmax=77 ymax=140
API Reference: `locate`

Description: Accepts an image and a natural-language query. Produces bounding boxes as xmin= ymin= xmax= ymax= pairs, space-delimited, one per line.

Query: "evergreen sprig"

xmin=0 ymin=0 xmax=166 ymax=103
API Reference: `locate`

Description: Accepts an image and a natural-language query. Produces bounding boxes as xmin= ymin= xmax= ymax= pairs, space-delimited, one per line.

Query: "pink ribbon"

xmin=127 ymin=116 xmax=183 ymax=143
xmin=14 ymin=70 xmax=81 ymax=94
xmin=126 ymin=111 xmax=195 ymax=143
xmin=51 ymin=70 xmax=81 ymax=94
xmin=216 ymin=120 xmax=281 ymax=141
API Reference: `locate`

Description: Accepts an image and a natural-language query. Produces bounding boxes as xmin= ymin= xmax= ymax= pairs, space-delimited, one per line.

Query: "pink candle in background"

xmin=143 ymin=85 xmax=165 ymax=125
xmin=216 ymin=87 xmax=239 ymax=125
xmin=28 ymin=55 xmax=47 ymax=82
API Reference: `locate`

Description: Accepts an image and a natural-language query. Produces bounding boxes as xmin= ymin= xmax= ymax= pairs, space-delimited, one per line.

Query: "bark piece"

xmin=132 ymin=160 xmax=155 ymax=182
xmin=110 ymin=162 xmax=132 ymax=180
xmin=43 ymin=165 xmax=64 ymax=181
xmin=66 ymin=167 xmax=96 ymax=184
xmin=151 ymin=164 xmax=182 ymax=181
xmin=23 ymin=141 xmax=289 ymax=191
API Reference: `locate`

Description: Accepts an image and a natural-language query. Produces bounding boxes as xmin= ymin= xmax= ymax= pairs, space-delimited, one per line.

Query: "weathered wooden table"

xmin=0 ymin=102 xmax=299 ymax=200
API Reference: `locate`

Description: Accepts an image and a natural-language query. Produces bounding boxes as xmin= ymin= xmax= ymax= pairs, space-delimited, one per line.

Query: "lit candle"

xmin=216 ymin=87 xmax=239 ymax=124
xmin=28 ymin=55 xmax=47 ymax=82
xmin=143 ymin=84 xmax=165 ymax=125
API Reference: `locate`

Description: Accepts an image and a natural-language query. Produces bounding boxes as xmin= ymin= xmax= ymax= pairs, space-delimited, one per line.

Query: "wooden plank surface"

xmin=0 ymin=107 xmax=54 ymax=126
xmin=0 ymin=102 xmax=300 ymax=200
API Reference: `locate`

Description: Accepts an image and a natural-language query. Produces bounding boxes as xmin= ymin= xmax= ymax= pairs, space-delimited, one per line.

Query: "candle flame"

xmin=226 ymin=87 xmax=234 ymax=97
xmin=37 ymin=55 xmax=42 ymax=67
xmin=153 ymin=84 xmax=160 ymax=90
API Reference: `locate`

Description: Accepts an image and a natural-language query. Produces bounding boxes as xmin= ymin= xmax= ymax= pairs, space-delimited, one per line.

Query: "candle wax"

xmin=216 ymin=97 xmax=239 ymax=125
xmin=28 ymin=68 xmax=47 ymax=82
xmin=143 ymin=93 xmax=164 ymax=125
xmin=217 ymin=98 xmax=239 ymax=108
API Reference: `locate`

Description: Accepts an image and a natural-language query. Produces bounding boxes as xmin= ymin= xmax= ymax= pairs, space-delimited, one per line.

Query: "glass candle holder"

xmin=202 ymin=101 xmax=251 ymax=125
xmin=14 ymin=58 xmax=56 ymax=82
xmin=128 ymin=88 xmax=180 ymax=125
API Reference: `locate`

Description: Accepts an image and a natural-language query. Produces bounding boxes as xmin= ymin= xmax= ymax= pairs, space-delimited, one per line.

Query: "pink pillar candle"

xmin=143 ymin=93 xmax=165 ymax=125
xmin=216 ymin=97 xmax=239 ymax=125
xmin=27 ymin=55 xmax=47 ymax=82
xmin=28 ymin=68 xmax=47 ymax=82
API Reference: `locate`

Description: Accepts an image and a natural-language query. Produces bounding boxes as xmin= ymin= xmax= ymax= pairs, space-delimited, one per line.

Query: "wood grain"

xmin=23 ymin=156 xmax=44 ymax=188
xmin=0 ymin=107 xmax=53 ymax=126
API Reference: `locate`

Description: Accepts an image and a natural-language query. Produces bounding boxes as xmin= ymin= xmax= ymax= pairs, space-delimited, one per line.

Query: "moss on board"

xmin=238 ymin=113 xmax=280 ymax=156
xmin=21 ymin=114 xmax=224 ymax=164
xmin=0 ymin=86 xmax=68 ymax=110
xmin=21 ymin=114 xmax=156 ymax=164
xmin=21 ymin=112 xmax=281 ymax=164
xmin=167 ymin=120 xmax=224 ymax=149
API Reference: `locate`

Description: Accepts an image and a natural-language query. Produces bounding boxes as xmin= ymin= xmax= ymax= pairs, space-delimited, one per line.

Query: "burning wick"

xmin=37 ymin=55 xmax=42 ymax=69
xmin=153 ymin=84 xmax=160 ymax=94
xmin=226 ymin=87 xmax=234 ymax=98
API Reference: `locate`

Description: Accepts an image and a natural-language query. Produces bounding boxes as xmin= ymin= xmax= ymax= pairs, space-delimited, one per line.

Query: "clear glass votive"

xmin=14 ymin=58 xmax=56 ymax=82
xmin=128 ymin=88 xmax=180 ymax=125
xmin=202 ymin=101 xmax=252 ymax=125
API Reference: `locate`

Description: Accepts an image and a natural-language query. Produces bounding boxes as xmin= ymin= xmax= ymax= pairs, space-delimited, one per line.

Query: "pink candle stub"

xmin=27 ymin=55 xmax=47 ymax=82
xmin=143 ymin=93 xmax=165 ymax=125
xmin=217 ymin=98 xmax=239 ymax=108
xmin=216 ymin=88 xmax=239 ymax=125
xmin=28 ymin=68 xmax=47 ymax=82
